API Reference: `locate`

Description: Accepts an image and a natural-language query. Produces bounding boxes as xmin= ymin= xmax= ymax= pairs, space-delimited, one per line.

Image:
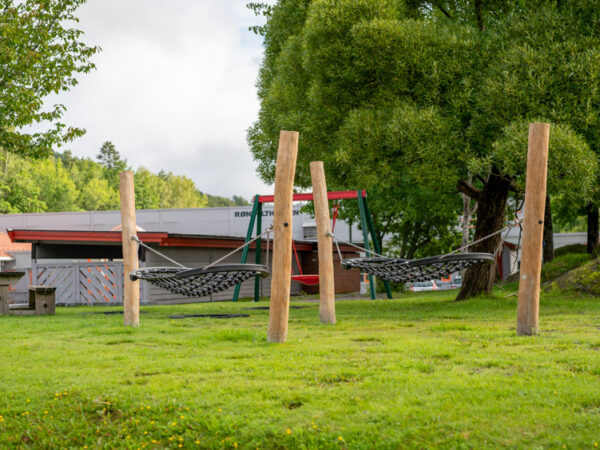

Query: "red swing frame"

xmin=258 ymin=191 xmax=363 ymax=286
xmin=289 ymin=202 xmax=340 ymax=285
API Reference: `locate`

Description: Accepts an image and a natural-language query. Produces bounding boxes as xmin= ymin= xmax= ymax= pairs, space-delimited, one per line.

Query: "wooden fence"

xmin=31 ymin=262 xmax=124 ymax=305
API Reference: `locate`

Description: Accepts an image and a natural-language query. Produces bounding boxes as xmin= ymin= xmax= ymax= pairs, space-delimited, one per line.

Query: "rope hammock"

xmin=329 ymin=221 xmax=520 ymax=284
xmin=130 ymin=264 xmax=269 ymax=297
xmin=129 ymin=229 xmax=270 ymax=297
xmin=340 ymin=253 xmax=494 ymax=283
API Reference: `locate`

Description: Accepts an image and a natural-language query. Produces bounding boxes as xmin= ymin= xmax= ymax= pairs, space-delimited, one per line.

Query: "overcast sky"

xmin=50 ymin=0 xmax=273 ymax=200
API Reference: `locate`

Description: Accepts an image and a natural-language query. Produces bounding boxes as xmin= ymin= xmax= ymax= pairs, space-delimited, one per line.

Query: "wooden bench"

xmin=28 ymin=286 xmax=56 ymax=315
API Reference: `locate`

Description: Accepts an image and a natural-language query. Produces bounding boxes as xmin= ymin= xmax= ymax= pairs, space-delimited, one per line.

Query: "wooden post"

xmin=267 ymin=131 xmax=299 ymax=343
xmin=517 ymin=123 xmax=550 ymax=336
xmin=310 ymin=161 xmax=336 ymax=324
xmin=120 ymin=171 xmax=140 ymax=327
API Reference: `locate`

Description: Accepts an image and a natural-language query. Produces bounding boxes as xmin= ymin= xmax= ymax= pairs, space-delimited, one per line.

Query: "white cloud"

xmin=49 ymin=0 xmax=274 ymax=200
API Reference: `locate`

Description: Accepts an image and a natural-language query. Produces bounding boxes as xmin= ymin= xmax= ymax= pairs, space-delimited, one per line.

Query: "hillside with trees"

xmin=0 ymin=142 xmax=248 ymax=213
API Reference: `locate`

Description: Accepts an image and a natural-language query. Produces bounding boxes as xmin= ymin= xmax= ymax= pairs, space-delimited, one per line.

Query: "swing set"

xmin=231 ymin=190 xmax=393 ymax=302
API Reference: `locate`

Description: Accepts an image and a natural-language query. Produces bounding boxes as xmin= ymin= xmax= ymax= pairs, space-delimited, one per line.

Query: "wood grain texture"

xmin=120 ymin=171 xmax=140 ymax=327
xmin=310 ymin=161 xmax=336 ymax=324
xmin=517 ymin=123 xmax=549 ymax=336
xmin=268 ymin=131 xmax=299 ymax=343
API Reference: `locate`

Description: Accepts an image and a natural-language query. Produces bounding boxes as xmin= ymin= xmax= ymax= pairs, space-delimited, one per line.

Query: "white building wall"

xmin=0 ymin=205 xmax=362 ymax=242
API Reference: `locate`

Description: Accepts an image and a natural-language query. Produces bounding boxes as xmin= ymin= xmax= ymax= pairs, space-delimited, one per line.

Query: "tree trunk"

xmin=455 ymin=172 xmax=511 ymax=300
xmin=587 ymin=203 xmax=599 ymax=255
xmin=461 ymin=190 xmax=477 ymax=252
xmin=543 ymin=195 xmax=554 ymax=263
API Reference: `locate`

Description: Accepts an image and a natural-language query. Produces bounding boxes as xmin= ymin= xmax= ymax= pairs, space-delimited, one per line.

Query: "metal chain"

xmin=266 ymin=228 xmax=271 ymax=270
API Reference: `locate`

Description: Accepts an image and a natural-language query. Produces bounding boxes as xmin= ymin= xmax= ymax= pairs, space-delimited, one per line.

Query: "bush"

xmin=554 ymin=244 xmax=587 ymax=258
xmin=541 ymin=253 xmax=592 ymax=282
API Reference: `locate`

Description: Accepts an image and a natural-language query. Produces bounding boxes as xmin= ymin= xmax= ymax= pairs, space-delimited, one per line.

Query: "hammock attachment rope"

xmin=328 ymin=220 xmax=521 ymax=284
xmin=129 ymin=229 xmax=271 ymax=297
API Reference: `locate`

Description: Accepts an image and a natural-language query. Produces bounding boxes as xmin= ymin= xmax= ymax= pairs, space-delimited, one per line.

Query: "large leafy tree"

xmin=0 ymin=0 xmax=98 ymax=156
xmin=248 ymin=0 xmax=599 ymax=299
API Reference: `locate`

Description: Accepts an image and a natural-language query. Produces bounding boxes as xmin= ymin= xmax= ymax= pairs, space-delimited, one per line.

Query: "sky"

xmin=48 ymin=0 xmax=273 ymax=200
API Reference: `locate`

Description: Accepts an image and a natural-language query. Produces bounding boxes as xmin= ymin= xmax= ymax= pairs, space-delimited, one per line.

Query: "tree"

xmin=248 ymin=0 xmax=599 ymax=299
xmin=0 ymin=151 xmax=45 ymax=212
xmin=134 ymin=167 xmax=167 ymax=210
xmin=78 ymin=177 xmax=118 ymax=211
xmin=160 ymin=172 xmax=208 ymax=209
xmin=97 ymin=141 xmax=128 ymax=172
xmin=30 ymin=157 xmax=79 ymax=211
xmin=0 ymin=0 xmax=98 ymax=157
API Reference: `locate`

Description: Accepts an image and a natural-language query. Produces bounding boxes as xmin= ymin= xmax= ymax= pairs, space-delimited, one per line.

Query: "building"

xmin=2 ymin=206 xmax=364 ymax=305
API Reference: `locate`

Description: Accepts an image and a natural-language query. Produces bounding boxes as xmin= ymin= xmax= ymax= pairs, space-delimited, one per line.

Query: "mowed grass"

xmin=1 ymin=289 xmax=600 ymax=449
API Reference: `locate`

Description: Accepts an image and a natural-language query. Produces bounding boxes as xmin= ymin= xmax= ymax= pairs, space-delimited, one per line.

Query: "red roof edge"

xmin=8 ymin=229 xmax=167 ymax=244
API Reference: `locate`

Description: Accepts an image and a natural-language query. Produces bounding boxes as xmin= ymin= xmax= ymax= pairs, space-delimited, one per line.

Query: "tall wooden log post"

xmin=310 ymin=161 xmax=336 ymax=324
xmin=120 ymin=171 xmax=140 ymax=327
xmin=517 ymin=123 xmax=550 ymax=336
xmin=267 ymin=131 xmax=299 ymax=343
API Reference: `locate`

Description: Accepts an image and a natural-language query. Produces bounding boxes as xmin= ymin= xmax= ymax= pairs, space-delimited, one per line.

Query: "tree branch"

xmin=457 ymin=179 xmax=482 ymax=202
xmin=475 ymin=174 xmax=486 ymax=185
xmin=473 ymin=0 xmax=485 ymax=31
xmin=433 ymin=2 xmax=453 ymax=19
xmin=509 ymin=181 xmax=522 ymax=193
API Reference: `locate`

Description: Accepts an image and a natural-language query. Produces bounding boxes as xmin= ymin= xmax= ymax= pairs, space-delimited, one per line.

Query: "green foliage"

xmin=491 ymin=121 xmax=598 ymax=203
xmin=541 ymin=252 xmax=593 ymax=283
xmin=205 ymin=194 xmax=250 ymax=207
xmin=2 ymin=294 xmax=600 ymax=447
xmin=249 ymin=0 xmax=600 ymax=266
xmin=77 ymin=177 xmax=117 ymax=211
xmin=30 ymin=157 xmax=80 ymax=211
xmin=555 ymin=243 xmax=588 ymax=257
xmin=550 ymin=255 xmax=600 ymax=296
xmin=0 ymin=0 xmax=99 ymax=157
xmin=0 ymin=152 xmax=45 ymax=213
xmin=0 ymin=150 xmax=245 ymax=213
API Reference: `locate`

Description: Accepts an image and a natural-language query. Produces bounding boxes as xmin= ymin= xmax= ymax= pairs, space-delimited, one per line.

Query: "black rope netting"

xmin=130 ymin=264 xmax=269 ymax=297
xmin=341 ymin=253 xmax=494 ymax=283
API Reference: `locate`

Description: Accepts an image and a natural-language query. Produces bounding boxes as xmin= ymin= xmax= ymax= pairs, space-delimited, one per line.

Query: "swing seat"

xmin=341 ymin=253 xmax=494 ymax=283
xmin=130 ymin=264 xmax=269 ymax=297
xmin=291 ymin=274 xmax=320 ymax=285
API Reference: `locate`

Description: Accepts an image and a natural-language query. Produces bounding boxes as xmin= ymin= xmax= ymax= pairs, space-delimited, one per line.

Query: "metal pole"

xmin=357 ymin=191 xmax=376 ymax=300
xmin=362 ymin=193 xmax=393 ymax=299
xmin=232 ymin=195 xmax=260 ymax=302
xmin=254 ymin=202 xmax=263 ymax=302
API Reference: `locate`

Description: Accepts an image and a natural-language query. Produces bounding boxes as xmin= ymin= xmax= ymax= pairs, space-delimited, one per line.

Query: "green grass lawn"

xmin=1 ymin=289 xmax=599 ymax=449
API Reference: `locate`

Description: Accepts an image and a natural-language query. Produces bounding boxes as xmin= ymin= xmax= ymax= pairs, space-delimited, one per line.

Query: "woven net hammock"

xmin=341 ymin=252 xmax=494 ymax=283
xmin=130 ymin=263 xmax=269 ymax=297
